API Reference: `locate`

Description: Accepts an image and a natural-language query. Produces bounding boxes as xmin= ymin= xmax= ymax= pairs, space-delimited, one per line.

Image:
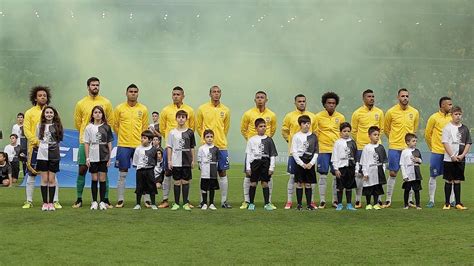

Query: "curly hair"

xmin=29 ymin=86 xmax=51 ymax=106
xmin=321 ymin=92 xmax=339 ymax=106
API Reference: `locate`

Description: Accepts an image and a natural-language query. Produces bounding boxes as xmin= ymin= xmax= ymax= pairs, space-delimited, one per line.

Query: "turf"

xmin=0 ymin=165 xmax=473 ymax=265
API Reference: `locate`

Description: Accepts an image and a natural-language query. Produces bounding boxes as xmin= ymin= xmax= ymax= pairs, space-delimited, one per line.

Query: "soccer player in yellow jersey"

xmin=314 ymin=92 xmax=345 ymax=208
xmin=239 ymin=91 xmax=277 ymax=209
xmin=281 ymin=94 xmax=316 ymax=209
xmin=384 ymin=88 xmax=419 ymax=207
xmin=197 ymin=86 xmax=232 ymax=208
xmin=158 ymin=86 xmax=195 ymax=208
xmin=22 ymin=86 xmax=61 ymax=209
xmin=351 ymin=89 xmax=384 ymax=208
xmin=425 ymin=96 xmax=452 ymax=208
xmin=72 ymin=77 xmax=114 ymax=208
xmin=113 ymin=84 xmax=149 ymax=208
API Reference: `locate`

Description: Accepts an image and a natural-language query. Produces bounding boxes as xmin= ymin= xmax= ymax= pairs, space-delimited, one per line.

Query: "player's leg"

xmin=385 ymin=149 xmax=401 ymax=207
xmin=285 ymin=156 xmax=295 ymax=209
xmin=159 ymin=149 xmax=171 ymax=208
xmin=23 ymin=147 xmax=37 ymax=208
xmin=218 ymin=150 xmax=231 ymax=208
xmin=317 ymin=153 xmax=331 ymax=208
xmin=74 ymin=144 xmax=88 ymax=208
xmin=115 ymin=147 xmax=133 ymax=208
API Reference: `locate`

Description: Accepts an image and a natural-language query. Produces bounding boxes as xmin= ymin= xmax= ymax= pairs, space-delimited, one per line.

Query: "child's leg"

xmin=453 ymin=181 xmax=461 ymax=205
xmin=304 ymin=183 xmax=312 ymax=206
xmin=414 ymin=190 xmax=420 ymax=207
xmin=444 ymin=181 xmax=453 ymax=205
xmin=404 ymin=188 xmax=410 ymax=207
xmin=261 ymin=181 xmax=269 ymax=205
xmin=99 ymin=172 xmax=106 ymax=202
xmin=268 ymin=179 xmax=273 ymax=203
xmin=365 ymin=193 xmax=371 ymax=205
xmin=243 ymin=177 xmax=250 ymax=203
xmin=249 ymin=182 xmax=257 ymax=204
xmin=150 ymin=193 xmax=156 ymax=205
xmin=48 ymin=172 xmax=56 ymax=204
xmin=40 ymin=172 xmax=48 ymax=203
xmin=136 ymin=193 xmax=142 ymax=205
xmin=296 ymin=182 xmax=303 ymax=205
xmin=345 ymin=189 xmax=352 ymax=204
xmin=337 ymin=189 xmax=343 ymax=205
xmin=182 ymin=180 xmax=190 ymax=204
xmin=209 ymin=189 xmax=215 ymax=205
xmin=174 ymin=180 xmax=181 ymax=205
xmin=201 ymin=190 xmax=208 ymax=205
xmin=91 ymin=173 xmax=98 ymax=202
xmin=373 ymin=194 xmax=378 ymax=206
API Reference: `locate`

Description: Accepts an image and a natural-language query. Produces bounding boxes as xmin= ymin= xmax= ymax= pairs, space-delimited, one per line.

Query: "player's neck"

xmin=88 ymin=93 xmax=98 ymax=98
xmin=127 ymin=100 xmax=137 ymax=107
xmin=175 ymin=102 xmax=183 ymax=108
xmin=326 ymin=109 xmax=334 ymax=116
xmin=256 ymin=106 xmax=265 ymax=112
xmin=212 ymin=100 xmax=220 ymax=107
xmin=365 ymin=104 xmax=373 ymax=110
xmin=398 ymin=103 xmax=408 ymax=110
xmin=440 ymin=109 xmax=449 ymax=115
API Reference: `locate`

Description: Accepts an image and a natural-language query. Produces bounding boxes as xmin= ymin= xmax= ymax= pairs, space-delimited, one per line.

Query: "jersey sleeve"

xmin=399 ymin=150 xmax=409 ymax=179
xmin=413 ymin=110 xmax=420 ymax=134
xmin=360 ymin=147 xmax=369 ymax=176
xmin=350 ymin=111 xmax=359 ymax=140
xmin=166 ymin=131 xmax=174 ymax=148
xmin=331 ymin=143 xmax=339 ymax=170
xmin=441 ymin=126 xmax=450 ymax=144
xmin=378 ymin=110 xmax=385 ymax=136
xmin=384 ymin=110 xmax=392 ymax=138
xmin=188 ymin=109 xmax=196 ymax=131
xmin=159 ymin=107 xmax=167 ymax=138
xmin=23 ymin=111 xmax=39 ymax=146
xmin=424 ymin=115 xmax=435 ymax=151
xmin=240 ymin=112 xmax=249 ymax=140
xmin=224 ymin=108 xmax=230 ymax=136
xmin=113 ymin=106 xmax=120 ymax=134
xmin=190 ymin=131 xmax=196 ymax=148
xmin=196 ymin=107 xmax=204 ymax=137
xmin=281 ymin=114 xmax=291 ymax=142
xmin=269 ymin=112 xmax=277 ymax=137
xmin=74 ymin=102 xmax=82 ymax=131
xmin=107 ymin=126 xmax=114 ymax=142
xmin=142 ymin=107 xmax=149 ymax=132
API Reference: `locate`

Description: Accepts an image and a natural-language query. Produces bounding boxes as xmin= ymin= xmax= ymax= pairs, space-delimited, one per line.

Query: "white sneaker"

xmin=209 ymin=204 xmax=217 ymax=210
xmin=41 ymin=203 xmax=48 ymax=211
xmin=99 ymin=202 xmax=107 ymax=210
xmin=151 ymin=205 xmax=158 ymax=210
xmin=48 ymin=203 xmax=55 ymax=211
xmin=201 ymin=204 xmax=208 ymax=210
xmin=90 ymin=201 xmax=98 ymax=210
xmin=133 ymin=204 xmax=141 ymax=210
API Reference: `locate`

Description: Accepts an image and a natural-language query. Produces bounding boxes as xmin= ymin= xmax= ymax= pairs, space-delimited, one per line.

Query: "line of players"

xmin=13 ymin=78 xmax=471 ymax=210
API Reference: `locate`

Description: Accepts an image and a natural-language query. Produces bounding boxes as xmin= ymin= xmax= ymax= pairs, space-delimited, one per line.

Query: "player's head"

xmin=152 ymin=111 xmax=159 ymax=122
xmin=397 ymin=88 xmax=409 ymax=106
xmin=203 ymin=129 xmax=214 ymax=145
xmin=9 ymin=134 xmax=18 ymax=144
xmin=254 ymin=91 xmax=268 ymax=107
xmin=172 ymin=86 xmax=185 ymax=104
xmin=157 ymin=149 xmax=163 ymax=161
xmin=439 ymin=96 xmax=452 ymax=114
xmin=321 ymin=92 xmax=339 ymax=113
xmin=209 ymin=86 xmax=221 ymax=102
xmin=451 ymin=106 xmax=463 ymax=123
xmin=141 ymin=130 xmax=154 ymax=145
xmin=362 ymin=89 xmax=375 ymax=107
xmin=298 ymin=115 xmax=311 ymax=133
xmin=90 ymin=105 xmax=107 ymax=124
xmin=86 ymin=77 xmax=100 ymax=96
xmin=176 ymin=110 xmax=188 ymax=126
xmin=339 ymin=122 xmax=351 ymax=139
xmin=126 ymin=84 xmax=139 ymax=102
xmin=294 ymin=94 xmax=306 ymax=111
xmin=152 ymin=136 xmax=161 ymax=147
xmin=16 ymin=113 xmax=24 ymax=124
xmin=29 ymin=86 xmax=51 ymax=106
xmin=0 ymin=152 xmax=7 ymax=163
xmin=254 ymin=118 xmax=267 ymax=135
xmin=368 ymin=126 xmax=380 ymax=144
xmin=405 ymin=133 xmax=417 ymax=148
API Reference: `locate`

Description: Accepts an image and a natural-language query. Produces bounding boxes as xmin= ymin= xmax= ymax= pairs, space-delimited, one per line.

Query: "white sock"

xmin=162 ymin=175 xmax=171 ymax=200
xmin=319 ymin=175 xmax=327 ymax=202
xmin=287 ymin=174 xmax=295 ymax=202
xmin=26 ymin=174 xmax=35 ymax=202
xmin=117 ymin=172 xmax=127 ymax=202
xmin=332 ymin=176 xmax=337 ymax=203
xmin=143 ymin=194 xmax=150 ymax=202
xmin=450 ymin=185 xmax=455 ymax=203
xmin=243 ymin=177 xmax=250 ymax=202
xmin=311 ymin=183 xmax=316 ymax=202
xmin=355 ymin=176 xmax=363 ymax=202
xmin=218 ymin=175 xmax=228 ymax=204
xmin=268 ymin=179 xmax=273 ymax=202
xmin=428 ymin=176 xmax=437 ymax=202
xmin=408 ymin=189 xmax=414 ymax=202
xmin=54 ymin=176 xmax=59 ymax=202
xmin=386 ymin=177 xmax=396 ymax=202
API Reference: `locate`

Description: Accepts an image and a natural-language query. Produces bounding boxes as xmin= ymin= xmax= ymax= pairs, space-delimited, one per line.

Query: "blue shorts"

xmin=114 ymin=147 xmax=135 ymax=170
xmin=218 ymin=150 xmax=230 ymax=171
xmin=317 ymin=153 xmax=335 ymax=175
xmin=388 ymin=149 xmax=402 ymax=172
xmin=430 ymin=153 xmax=444 ymax=177
xmin=287 ymin=156 xmax=297 ymax=174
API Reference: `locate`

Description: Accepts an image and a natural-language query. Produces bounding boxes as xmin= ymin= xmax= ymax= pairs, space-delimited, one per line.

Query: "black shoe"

xmin=296 ymin=204 xmax=303 ymax=211
xmin=221 ymin=202 xmax=232 ymax=209
xmin=307 ymin=205 xmax=316 ymax=211
xmin=319 ymin=201 xmax=326 ymax=209
xmin=332 ymin=201 xmax=338 ymax=208
xmin=72 ymin=199 xmax=82 ymax=208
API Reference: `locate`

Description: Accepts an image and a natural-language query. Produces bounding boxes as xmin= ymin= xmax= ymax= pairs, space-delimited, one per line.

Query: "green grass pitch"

xmin=0 ymin=165 xmax=473 ymax=264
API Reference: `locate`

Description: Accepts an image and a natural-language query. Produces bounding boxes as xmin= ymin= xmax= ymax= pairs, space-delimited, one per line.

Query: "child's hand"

xmin=268 ymin=170 xmax=273 ymax=176
xmin=107 ymin=160 xmax=111 ymax=167
xmin=403 ymin=177 xmax=409 ymax=182
xmin=168 ymin=161 xmax=173 ymax=170
xmin=86 ymin=159 xmax=91 ymax=168
xmin=156 ymin=183 xmax=161 ymax=189
xmin=191 ymin=161 xmax=195 ymax=169
xmin=335 ymin=170 xmax=341 ymax=178
xmin=363 ymin=175 xmax=368 ymax=181
xmin=246 ymin=170 xmax=251 ymax=176
xmin=456 ymin=155 xmax=464 ymax=161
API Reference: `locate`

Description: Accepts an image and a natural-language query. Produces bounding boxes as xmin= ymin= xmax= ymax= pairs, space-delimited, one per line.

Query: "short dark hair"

xmin=203 ymin=129 xmax=214 ymax=138
xmin=29 ymin=86 xmax=51 ymax=106
xmin=152 ymin=111 xmax=159 ymax=116
xmin=87 ymin=77 xmax=100 ymax=86
xmin=173 ymin=86 xmax=184 ymax=93
xmin=17 ymin=113 xmax=24 ymax=118
xmin=405 ymin=133 xmax=417 ymax=143
xmin=298 ymin=115 xmax=311 ymax=125
xmin=141 ymin=130 xmax=155 ymax=141
xmin=209 ymin=85 xmax=220 ymax=93
xmin=362 ymin=89 xmax=374 ymax=97
xmin=294 ymin=94 xmax=305 ymax=101
xmin=254 ymin=118 xmax=266 ymax=128
xmin=176 ymin=110 xmax=188 ymax=118
xmin=368 ymin=126 xmax=380 ymax=135
xmin=255 ymin=91 xmax=267 ymax=97
xmin=126 ymin=84 xmax=138 ymax=92
xmin=0 ymin=152 xmax=8 ymax=163
xmin=321 ymin=92 xmax=339 ymax=106
xmin=9 ymin=134 xmax=18 ymax=139
xmin=340 ymin=122 xmax=352 ymax=132
xmin=439 ymin=96 xmax=451 ymax=107
xmin=398 ymin=88 xmax=408 ymax=95
xmin=451 ymin=106 xmax=462 ymax=113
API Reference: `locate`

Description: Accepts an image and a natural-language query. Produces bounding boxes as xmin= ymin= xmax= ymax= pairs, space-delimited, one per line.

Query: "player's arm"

xmin=73 ymin=102 xmax=82 ymax=131
xmin=166 ymin=132 xmax=173 ymax=169
xmin=291 ymin=137 xmax=304 ymax=167
xmin=196 ymin=107 xmax=203 ymax=138
xmin=240 ymin=113 xmax=249 ymax=140
xmin=350 ymin=112 xmax=359 ymax=140
xmin=281 ymin=114 xmax=290 ymax=142
xmin=399 ymin=151 xmax=409 ymax=180
xmin=269 ymin=113 xmax=277 ymax=137
xmin=188 ymin=109 xmax=196 ymax=131
xmin=132 ymin=148 xmax=139 ymax=167
xmin=378 ymin=111 xmax=385 ymax=137
xmin=159 ymin=108 xmax=167 ymax=139
xmin=190 ymin=134 xmax=196 ymax=168
xmin=112 ymin=106 xmax=120 ymax=134
xmin=224 ymin=108 xmax=230 ymax=136
xmin=413 ymin=110 xmax=420 ymax=134
xmin=142 ymin=107 xmax=149 ymax=132
xmin=384 ymin=110 xmax=391 ymax=138
xmin=424 ymin=116 xmax=435 ymax=151
xmin=23 ymin=112 xmax=39 ymax=146
xmin=105 ymin=101 xmax=114 ymax=129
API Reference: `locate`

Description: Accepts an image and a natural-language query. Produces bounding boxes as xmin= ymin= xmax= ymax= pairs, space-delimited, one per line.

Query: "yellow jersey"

xmin=281 ymin=109 xmax=316 ymax=152
xmin=314 ymin=110 xmax=345 ymax=153
xmin=113 ymin=102 xmax=149 ymax=148
xmin=74 ymin=95 xmax=114 ymax=144
xmin=196 ymin=101 xmax=230 ymax=149
xmin=384 ymin=104 xmax=419 ymax=150
xmin=240 ymin=107 xmax=277 ymax=140
xmin=425 ymin=111 xmax=452 ymax=154
xmin=351 ymin=105 xmax=385 ymax=150
xmin=159 ymin=103 xmax=195 ymax=140
xmin=23 ymin=105 xmax=43 ymax=147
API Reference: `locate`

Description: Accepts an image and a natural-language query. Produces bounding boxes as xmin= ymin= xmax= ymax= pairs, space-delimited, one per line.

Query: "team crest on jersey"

xmin=141 ymin=155 xmax=149 ymax=165
xmin=206 ymin=152 xmax=213 ymax=161
xmin=456 ymin=131 xmax=462 ymax=142
xmin=335 ymin=118 xmax=340 ymax=124
xmin=44 ymin=131 xmax=53 ymax=143
xmin=137 ymin=111 xmax=143 ymax=118
xmin=344 ymin=146 xmax=351 ymax=158
xmin=265 ymin=117 xmax=270 ymax=123
xmin=220 ymin=111 xmax=225 ymax=119
xmin=373 ymin=152 xmax=379 ymax=163
xmin=375 ymin=114 xmax=379 ymax=121
xmin=409 ymin=114 xmax=413 ymax=120
xmin=177 ymin=138 xmax=185 ymax=149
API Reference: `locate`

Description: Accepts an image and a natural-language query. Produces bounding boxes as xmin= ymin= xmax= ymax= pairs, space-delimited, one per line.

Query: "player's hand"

xmin=335 ymin=170 xmax=341 ymax=178
xmin=106 ymin=160 xmax=111 ymax=167
xmin=156 ymin=183 xmax=162 ymax=189
xmin=268 ymin=170 xmax=274 ymax=176
xmin=246 ymin=170 xmax=251 ymax=176
xmin=86 ymin=160 xmax=91 ymax=168
xmin=191 ymin=161 xmax=195 ymax=169
xmin=363 ymin=175 xmax=368 ymax=181
xmin=168 ymin=162 xmax=173 ymax=170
